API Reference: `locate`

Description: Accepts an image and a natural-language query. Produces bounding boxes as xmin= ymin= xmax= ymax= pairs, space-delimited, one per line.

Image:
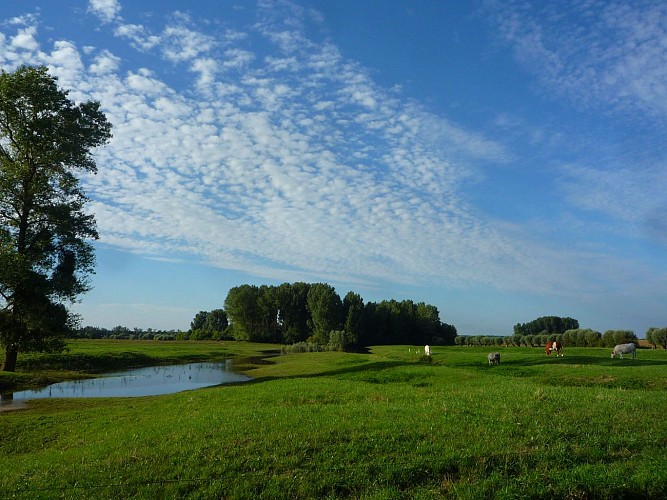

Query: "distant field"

xmin=1 ymin=341 xmax=667 ymax=499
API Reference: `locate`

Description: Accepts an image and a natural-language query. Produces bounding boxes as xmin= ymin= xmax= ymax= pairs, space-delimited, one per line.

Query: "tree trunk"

xmin=2 ymin=347 xmax=18 ymax=372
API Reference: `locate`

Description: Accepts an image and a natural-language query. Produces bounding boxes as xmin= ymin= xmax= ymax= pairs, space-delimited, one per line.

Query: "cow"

xmin=487 ymin=352 xmax=500 ymax=366
xmin=424 ymin=345 xmax=431 ymax=356
xmin=545 ymin=341 xmax=563 ymax=357
xmin=611 ymin=343 xmax=637 ymax=359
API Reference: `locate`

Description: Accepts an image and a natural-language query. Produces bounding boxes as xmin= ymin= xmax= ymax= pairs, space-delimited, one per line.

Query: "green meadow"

xmin=1 ymin=341 xmax=667 ymax=499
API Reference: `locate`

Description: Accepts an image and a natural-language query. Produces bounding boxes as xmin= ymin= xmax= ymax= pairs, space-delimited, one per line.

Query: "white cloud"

xmin=88 ymin=0 xmax=121 ymax=24
xmin=161 ymin=23 xmax=215 ymax=63
xmin=89 ymin=49 xmax=121 ymax=75
xmin=2 ymin=0 xmax=656 ymax=305
xmin=223 ymin=48 xmax=255 ymax=69
xmin=113 ymin=23 xmax=160 ymax=51
xmin=10 ymin=26 xmax=38 ymax=50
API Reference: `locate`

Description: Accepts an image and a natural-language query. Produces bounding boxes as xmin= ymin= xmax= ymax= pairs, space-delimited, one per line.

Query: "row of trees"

xmin=74 ymin=326 xmax=186 ymax=341
xmin=513 ymin=316 xmax=579 ymax=336
xmin=220 ymin=282 xmax=456 ymax=349
xmin=456 ymin=328 xmax=639 ymax=348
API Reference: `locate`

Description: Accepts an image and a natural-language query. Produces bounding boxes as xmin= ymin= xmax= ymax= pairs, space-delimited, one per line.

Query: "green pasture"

xmin=1 ymin=342 xmax=667 ymax=499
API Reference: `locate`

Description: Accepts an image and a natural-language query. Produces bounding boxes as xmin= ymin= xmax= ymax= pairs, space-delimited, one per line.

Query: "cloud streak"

xmin=490 ymin=0 xmax=667 ymax=117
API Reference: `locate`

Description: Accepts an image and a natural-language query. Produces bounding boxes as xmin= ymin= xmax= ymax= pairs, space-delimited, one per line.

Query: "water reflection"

xmin=0 ymin=361 xmax=251 ymax=404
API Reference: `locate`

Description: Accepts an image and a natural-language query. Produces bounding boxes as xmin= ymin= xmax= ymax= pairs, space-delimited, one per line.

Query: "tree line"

xmin=73 ymin=326 xmax=187 ymax=341
xmin=219 ymin=282 xmax=456 ymax=349
xmin=513 ymin=316 xmax=580 ymax=336
xmin=72 ymin=283 xmax=457 ymax=349
xmin=457 ymin=328 xmax=641 ymax=348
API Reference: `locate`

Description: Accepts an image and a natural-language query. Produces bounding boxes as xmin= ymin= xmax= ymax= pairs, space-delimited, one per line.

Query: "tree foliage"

xmin=513 ymin=316 xmax=579 ymax=336
xmin=0 ymin=66 xmax=111 ymax=371
xmin=601 ymin=330 xmax=638 ymax=348
xmin=219 ymin=282 xmax=455 ymax=348
xmin=306 ymin=283 xmax=343 ymax=345
xmin=189 ymin=309 xmax=229 ymax=340
xmin=561 ymin=328 xmax=601 ymax=347
xmin=646 ymin=327 xmax=667 ymax=349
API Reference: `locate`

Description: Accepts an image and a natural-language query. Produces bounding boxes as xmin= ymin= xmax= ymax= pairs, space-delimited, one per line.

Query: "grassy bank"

xmin=1 ymin=342 xmax=667 ymax=498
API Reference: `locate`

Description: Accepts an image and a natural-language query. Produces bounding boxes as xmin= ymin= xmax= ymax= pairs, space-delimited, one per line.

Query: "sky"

xmin=1 ymin=0 xmax=665 ymax=336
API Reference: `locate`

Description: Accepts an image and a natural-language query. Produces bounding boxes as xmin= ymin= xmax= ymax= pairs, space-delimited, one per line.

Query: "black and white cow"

xmin=487 ymin=352 xmax=500 ymax=366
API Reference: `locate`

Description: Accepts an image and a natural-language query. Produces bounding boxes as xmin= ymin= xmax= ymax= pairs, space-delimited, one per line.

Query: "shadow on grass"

xmin=247 ymin=359 xmax=418 ymax=385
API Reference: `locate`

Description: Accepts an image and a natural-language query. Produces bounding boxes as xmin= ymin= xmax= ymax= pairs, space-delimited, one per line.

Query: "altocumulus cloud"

xmin=0 ymin=0 xmax=626 ymax=297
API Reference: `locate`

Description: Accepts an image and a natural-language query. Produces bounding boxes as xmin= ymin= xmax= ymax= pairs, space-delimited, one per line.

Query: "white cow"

xmin=611 ymin=343 xmax=637 ymax=359
xmin=424 ymin=345 xmax=431 ymax=356
xmin=487 ymin=352 xmax=500 ymax=366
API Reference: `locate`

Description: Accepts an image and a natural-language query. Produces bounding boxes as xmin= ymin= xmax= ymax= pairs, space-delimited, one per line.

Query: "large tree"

xmin=0 ymin=66 xmax=111 ymax=371
xmin=306 ymin=283 xmax=343 ymax=344
xmin=276 ymin=282 xmax=311 ymax=344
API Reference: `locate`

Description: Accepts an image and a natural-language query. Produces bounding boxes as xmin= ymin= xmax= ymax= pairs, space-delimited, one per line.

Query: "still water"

xmin=1 ymin=361 xmax=251 ymax=403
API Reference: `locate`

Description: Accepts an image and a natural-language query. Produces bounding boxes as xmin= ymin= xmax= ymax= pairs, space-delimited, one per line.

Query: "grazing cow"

xmin=611 ymin=343 xmax=637 ymax=359
xmin=424 ymin=345 xmax=431 ymax=356
xmin=487 ymin=352 xmax=500 ymax=366
xmin=545 ymin=341 xmax=563 ymax=357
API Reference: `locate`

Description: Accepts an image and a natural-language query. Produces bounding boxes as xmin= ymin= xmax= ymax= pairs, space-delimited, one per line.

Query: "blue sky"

xmin=1 ymin=0 xmax=665 ymax=336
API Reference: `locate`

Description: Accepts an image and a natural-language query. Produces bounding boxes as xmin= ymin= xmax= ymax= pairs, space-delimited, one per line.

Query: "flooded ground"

xmin=0 ymin=360 xmax=251 ymax=406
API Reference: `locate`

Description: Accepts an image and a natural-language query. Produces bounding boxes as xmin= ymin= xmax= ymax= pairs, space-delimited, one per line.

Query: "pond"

xmin=0 ymin=360 xmax=252 ymax=405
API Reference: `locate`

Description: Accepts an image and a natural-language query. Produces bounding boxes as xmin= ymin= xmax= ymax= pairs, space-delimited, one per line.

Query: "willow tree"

xmin=0 ymin=66 xmax=111 ymax=371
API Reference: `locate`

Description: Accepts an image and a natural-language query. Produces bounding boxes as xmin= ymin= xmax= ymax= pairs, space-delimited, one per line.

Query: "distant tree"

xmin=562 ymin=328 xmax=600 ymax=347
xmin=306 ymin=283 xmax=343 ymax=344
xmin=343 ymin=291 xmax=365 ymax=348
xmin=224 ymin=285 xmax=263 ymax=341
xmin=650 ymin=328 xmax=667 ymax=349
xmin=206 ymin=309 xmax=229 ymax=339
xmin=438 ymin=322 xmax=457 ymax=346
xmin=189 ymin=309 xmax=229 ymax=340
xmin=601 ymin=330 xmax=638 ymax=347
xmin=514 ymin=316 xmax=579 ymax=336
xmin=190 ymin=311 xmax=209 ymax=332
xmin=418 ymin=302 xmax=455 ymax=345
xmin=276 ymin=282 xmax=311 ymax=344
xmin=257 ymin=285 xmax=280 ymax=342
xmin=0 ymin=66 xmax=111 ymax=371
xmin=584 ymin=329 xmax=601 ymax=347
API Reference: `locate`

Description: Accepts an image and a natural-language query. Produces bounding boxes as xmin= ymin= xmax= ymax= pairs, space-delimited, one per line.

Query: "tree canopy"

xmin=219 ymin=282 xmax=456 ymax=348
xmin=513 ymin=316 xmax=579 ymax=336
xmin=0 ymin=66 xmax=111 ymax=371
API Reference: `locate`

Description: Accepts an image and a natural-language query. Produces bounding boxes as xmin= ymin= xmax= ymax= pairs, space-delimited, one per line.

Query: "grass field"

xmin=1 ymin=341 xmax=667 ymax=499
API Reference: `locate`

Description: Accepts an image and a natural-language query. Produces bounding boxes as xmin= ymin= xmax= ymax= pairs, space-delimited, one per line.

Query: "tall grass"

xmin=1 ymin=343 xmax=666 ymax=498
